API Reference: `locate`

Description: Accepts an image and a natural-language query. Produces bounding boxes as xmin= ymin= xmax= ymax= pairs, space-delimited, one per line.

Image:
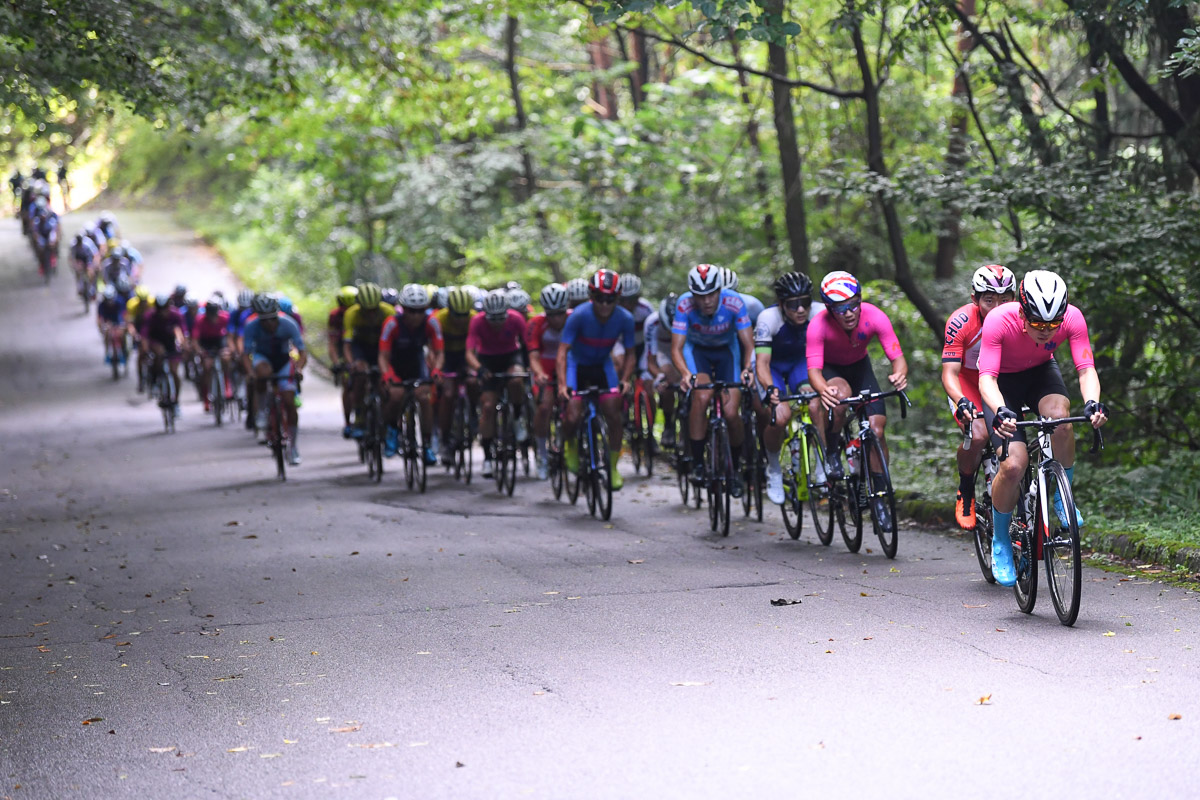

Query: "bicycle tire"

xmin=367 ymin=397 xmax=383 ymax=483
xmin=495 ymin=401 xmax=512 ymax=495
xmin=549 ymin=410 xmax=564 ymax=500
xmin=781 ymin=437 xmax=803 ymax=540
xmin=740 ymin=428 xmax=755 ymax=519
xmin=593 ymin=418 xmax=612 ymax=520
xmin=403 ymin=404 xmax=417 ymax=491
xmin=973 ymin=489 xmax=996 ymax=584
xmin=272 ymin=398 xmax=287 ymax=482
xmin=1012 ymin=507 xmax=1038 ymax=614
xmin=864 ymin=436 xmax=899 ymax=559
xmin=110 ymin=340 xmax=120 ymax=381
xmin=212 ymin=369 xmax=224 ymax=427
xmin=840 ymin=474 xmax=863 ymax=553
xmin=710 ymin=424 xmax=732 ymax=537
xmin=415 ymin=407 xmax=428 ymax=494
xmin=675 ymin=433 xmax=690 ymax=505
xmin=566 ymin=444 xmax=580 ymax=505
xmin=636 ymin=389 xmax=653 ymax=476
xmin=1042 ymin=461 xmax=1082 ymax=626
xmin=582 ymin=427 xmax=596 ymax=516
xmin=806 ymin=431 xmax=834 ymax=546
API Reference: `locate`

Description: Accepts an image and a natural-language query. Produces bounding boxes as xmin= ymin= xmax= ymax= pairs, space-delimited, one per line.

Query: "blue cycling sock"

xmin=992 ymin=508 xmax=1013 ymax=542
xmin=1064 ymin=465 xmax=1074 ymax=485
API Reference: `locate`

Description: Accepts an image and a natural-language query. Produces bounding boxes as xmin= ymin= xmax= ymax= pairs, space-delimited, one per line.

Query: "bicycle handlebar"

xmin=691 ymin=381 xmax=746 ymax=392
xmin=836 ymin=387 xmax=911 ymax=419
xmin=999 ymin=415 xmax=1105 ymax=461
xmin=770 ymin=390 xmax=819 ymax=426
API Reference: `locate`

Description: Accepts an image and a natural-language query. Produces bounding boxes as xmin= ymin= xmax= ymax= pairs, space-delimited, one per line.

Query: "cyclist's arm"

xmin=1078 ymin=366 xmax=1101 ymax=407
xmin=755 ymin=348 xmax=774 ymax=399
xmin=529 ymin=347 xmax=546 ymax=381
xmin=465 ymin=346 xmax=481 ymax=372
xmin=737 ymin=326 xmax=754 ymax=374
xmin=555 ymin=340 xmax=570 ymax=398
xmin=670 ymin=332 xmax=689 ymax=384
xmin=888 ymin=353 xmax=908 ymax=391
xmin=978 ymin=374 xmax=1005 ymax=418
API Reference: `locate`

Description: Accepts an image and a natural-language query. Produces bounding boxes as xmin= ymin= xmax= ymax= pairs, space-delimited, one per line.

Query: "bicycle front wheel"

xmin=805 ymin=432 xmax=834 ymax=546
xmin=840 ymin=475 xmax=863 ymax=553
xmin=403 ymin=404 xmax=418 ymax=491
xmin=973 ymin=489 xmax=996 ymax=584
xmin=864 ymin=436 xmax=898 ymax=559
xmin=549 ymin=409 xmax=564 ymax=500
xmin=781 ymin=439 xmax=804 ymax=540
xmin=1042 ymin=462 xmax=1082 ymax=626
xmin=592 ymin=419 xmax=612 ymax=521
xmin=635 ymin=390 xmax=653 ymax=476
xmin=271 ymin=400 xmax=287 ymax=481
xmin=709 ymin=424 xmax=731 ymax=537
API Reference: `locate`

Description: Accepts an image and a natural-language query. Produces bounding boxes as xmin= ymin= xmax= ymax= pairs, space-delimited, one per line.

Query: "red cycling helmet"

xmin=589 ymin=269 xmax=620 ymax=296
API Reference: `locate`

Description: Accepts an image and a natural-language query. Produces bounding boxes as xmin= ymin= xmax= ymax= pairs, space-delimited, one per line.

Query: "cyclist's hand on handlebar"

xmin=740 ymin=367 xmax=754 ymax=386
xmin=1084 ymin=399 xmax=1109 ymax=429
xmin=653 ymin=373 xmax=669 ymax=392
xmin=992 ymin=405 xmax=1018 ymax=439
xmin=954 ymin=396 xmax=976 ymax=427
xmin=618 ymin=380 xmax=632 ymax=397
xmin=819 ymin=385 xmax=841 ymax=410
xmin=557 ymin=383 xmax=571 ymax=402
xmin=766 ymin=385 xmax=780 ymax=406
xmin=889 ymin=370 xmax=908 ymax=391
xmin=684 ymin=373 xmax=697 ymax=390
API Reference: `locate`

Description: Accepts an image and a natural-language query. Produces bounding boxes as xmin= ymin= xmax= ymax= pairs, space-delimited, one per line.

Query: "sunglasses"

xmin=592 ymin=295 xmax=617 ymax=305
xmin=1026 ymin=317 xmax=1063 ymax=332
xmin=403 ymin=306 xmax=426 ymax=314
xmin=783 ymin=297 xmax=812 ymax=312
xmin=546 ymin=310 xmax=567 ymax=317
xmin=829 ymin=300 xmax=861 ymax=315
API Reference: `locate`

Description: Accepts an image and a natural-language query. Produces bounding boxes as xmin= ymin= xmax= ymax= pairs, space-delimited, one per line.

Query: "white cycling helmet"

xmin=433 ymin=285 xmax=449 ymax=309
xmin=688 ymin=264 xmax=722 ymax=295
xmin=818 ymin=271 xmax=861 ymax=303
xmin=618 ymin=273 xmax=642 ymax=298
xmin=399 ymin=283 xmax=429 ymax=309
xmin=1018 ymin=270 xmax=1068 ymax=322
xmin=507 ymin=288 xmax=531 ymax=311
xmin=972 ymin=264 xmax=1016 ymax=295
xmin=719 ymin=267 xmax=739 ymax=291
xmin=540 ymin=283 xmax=568 ymax=312
xmin=565 ymin=278 xmax=590 ymax=303
xmin=482 ymin=289 xmax=509 ymax=318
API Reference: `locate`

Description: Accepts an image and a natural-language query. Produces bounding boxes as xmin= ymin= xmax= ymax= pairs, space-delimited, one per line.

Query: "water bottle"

xmin=845 ymin=438 xmax=860 ymax=474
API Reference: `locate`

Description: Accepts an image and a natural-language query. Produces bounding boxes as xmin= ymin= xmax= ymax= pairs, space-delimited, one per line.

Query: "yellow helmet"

xmin=357 ymin=282 xmax=382 ymax=310
xmin=337 ymin=285 xmax=358 ymax=308
xmin=135 ymin=285 xmax=150 ymax=301
xmin=447 ymin=286 xmax=473 ymax=315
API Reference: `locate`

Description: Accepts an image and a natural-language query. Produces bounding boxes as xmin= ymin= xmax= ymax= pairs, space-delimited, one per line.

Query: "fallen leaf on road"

xmin=1103 ymin=631 xmax=1116 ymax=637
xmin=115 ymin=642 xmax=131 ymax=647
xmin=628 ymin=559 xmax=644 ymax=564
xmin=213 ymin=675 xmax=243 ymax=682
xmin=224 ymin=521 xmax=240 ymax=527
xmin=567 ymin=596 xmax=582 ymax=600
xmin=33 ymin=621 xmax=49 ymax=627
xmin=543 ymin=591 xmax=559 ymax=595
xmin=995 ymin=628 xmax=1006 ymax=632
xmin=82 ymin=718 xmax=103 ymax=725
xmin=260 ymin=753 xmax=283 ymax=759
xmin=670 ymin=681 xmax=710 ymax=687
xmin=242 ymin=535 xmax=257 ymax=539
xmin=284 ymin=739 xmax=298 ymax=744
xmin=1169 ymin=714 xmax=1182 ymax=721
xmin=978 ymin=695 xmax=992 ymax=705
xmin=456 ymin=761 xmax=466 ymax=768
xmin=770 ymin=599 xmax=801 ymax=606
xmin=330 ymin=725 xmax=361 ymax=733
xmin=860 ymin=592 xmax=872 ymax=597
xmin=349 ymin=742 xmax=395 ymax=749
xmin=889 ymin=567 xmax=900 ymax=573
xmin=604 ymin=524 xmax=614 ymax=529
xmin=148 ymin=747 xmax=176 ymax=754
xmin=533 ymin=691 xmax=546 ymax=696
xmin=227 ymin=747 xmax=249 ymax=753
xmin=962 ymin=603 xmax=988 ymax=608
xmin=101 ymin=634 xmax=116 ymax=640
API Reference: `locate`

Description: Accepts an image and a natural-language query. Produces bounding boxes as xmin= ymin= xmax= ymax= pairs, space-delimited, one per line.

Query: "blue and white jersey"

xmin=243 ymin=314 xmax=305 ymax=369
xmin=738 ymin=292 xmax=765 ymax=327
xmin=671 ymin=289 xmax=751 ymax=349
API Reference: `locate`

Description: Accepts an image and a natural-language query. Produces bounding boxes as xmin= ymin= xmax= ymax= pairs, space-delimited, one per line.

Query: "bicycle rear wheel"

xmin=211 ymin=369 xmax=224 ymax=427
xmin=709 ymin=425 xmax=731 ymax=537
xmin=549 ymin=409 xmax=564 ymax=500
xmin=840 ymin=475 xmax=863 ymax=553
xmin=366 ymin=397 xmax=384 ymax=483
xmin=1042 ymin=462 xmax=1082 ymax=626
xmin=496 ymin=401 xmax=514 ymax=496
xmin=805 ymin=431 xmax=834 ymax=546
xmin=864 ymin=436 xmax=898 ymax=559
xmin=740 ymin=427 xmax=755 ymax=519
xmin=403 ymin=404 xmax=417 ymax=491
xmin=415 ymin=412 xmax=428 ymax=494
xmin=1012 ymin=516 xmax=1038 ymax=614
xmin=781 ymin=439 xmax=804 ymax=540
xmin=635 ymin=390 xmax=653 ymax=476
xmin=271 ymin=400 xmax=287 ymax=482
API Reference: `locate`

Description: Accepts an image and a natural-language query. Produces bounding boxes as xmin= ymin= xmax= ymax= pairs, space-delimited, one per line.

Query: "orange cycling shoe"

xmin=955 ymin=490 xmax=976 ymax=530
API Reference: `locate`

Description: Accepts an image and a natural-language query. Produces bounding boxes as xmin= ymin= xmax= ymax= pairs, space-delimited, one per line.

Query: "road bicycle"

xmin=394 ymin=377 xmax=435 ymax=493
xmin=146 ymin=351 xmax=178 ymax=434
xmin=357 ymin=366 xmax=386 ymax=483
xmin=831 ymin=388 xmax=910 ymax=559
xmin=691 ymin=381 xmax=744 ymax=537
xmin=482 ymin=371 xmax=531 ymax=496
xmin=1001 ymin=415 xmax=1103 ymax=626
xmin=569 ymin=386 xmax=616 ymax=521
xmin=104 ymin=323 xmax=129 ymax=382
xmin=205 ymin=352 xmax=236 ymax=427
xmin=772 ymin=391 xmax=831 ymax=544
xmin=264 ymin=373 xmax=302 ymax=482
xmin=671 ymin=386 xmax=701 ymax=509
xmin=545 ymin=382 xmax=567 ymax=500
xmin=441 ymin=372 xmax=475 ymax=484
xmin=957 ymin=408 xmax=1000 ymax=584
xmin=739 ymin=389 xmax=765 ymax=522
xmin=624 ymin=377 xmax=655 ymax=477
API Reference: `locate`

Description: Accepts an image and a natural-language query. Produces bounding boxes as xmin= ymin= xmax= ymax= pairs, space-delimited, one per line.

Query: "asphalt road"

xmin=1 ymin=212 xmax=1198 ymax=799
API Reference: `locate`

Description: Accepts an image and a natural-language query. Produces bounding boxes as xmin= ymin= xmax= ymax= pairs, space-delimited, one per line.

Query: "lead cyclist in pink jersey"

xmin=805 ymin=272 xmax=907 ymax=507
xmin=977 ymin=270 xmax=1108 ymax=586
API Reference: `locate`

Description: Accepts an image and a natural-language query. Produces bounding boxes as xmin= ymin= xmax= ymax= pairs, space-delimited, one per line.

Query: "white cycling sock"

xmin=766 ymin=450 xmax=780 ymax=470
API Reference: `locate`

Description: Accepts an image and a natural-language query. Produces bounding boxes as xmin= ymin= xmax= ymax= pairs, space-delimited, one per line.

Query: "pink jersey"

xmin=806 ymin=302 xmax=903 ymax=371
xmin=192 ymin=311 xmax=231 ymax=346
xmin=976 ymin=303 xmax=1094 ymax=377
xmin=467 ymin=309 xmax=527 ymax=356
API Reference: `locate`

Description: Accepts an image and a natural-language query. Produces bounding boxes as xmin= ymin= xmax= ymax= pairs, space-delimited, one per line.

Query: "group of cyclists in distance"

xmin=77 ymin=210 xmax=1109 ymax=587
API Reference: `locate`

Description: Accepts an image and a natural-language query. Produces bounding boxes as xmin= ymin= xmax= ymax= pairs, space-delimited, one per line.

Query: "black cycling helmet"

xmin=252 ymin=294 xmax=279 ymax=319
xmin=773 ymin=271 xmax=813 ymax=301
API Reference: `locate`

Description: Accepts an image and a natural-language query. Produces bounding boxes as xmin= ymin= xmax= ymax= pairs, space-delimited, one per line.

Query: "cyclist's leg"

xmin=981 ymin=373 xmax=1033 ymax=584
xmin=657 ymin=363 xmax=681 ymax=446
xmin=1030 ymin=360 xmax=1080 ymax=521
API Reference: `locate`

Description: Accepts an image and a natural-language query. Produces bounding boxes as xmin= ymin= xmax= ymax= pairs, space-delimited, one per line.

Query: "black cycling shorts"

xmin=821 ymin=356 xmax=885 ymax=417
xmin=982 ymin=359 xmax=1070 ymax=447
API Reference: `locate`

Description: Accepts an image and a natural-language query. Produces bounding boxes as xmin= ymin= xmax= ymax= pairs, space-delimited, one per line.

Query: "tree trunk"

xmin=933 ymin=0 xmax=975 ymax=281
xmin=587 ymin=31 xmax=620 ymax=120
xmin=730 ymin=38 xmax=777 ymax=255
xmin=614 ymin=29 xmax=648 ymax=111
xmin=505 ymin=15 xmax=563 ymax=282
xmin=764 ymin=0 xmax=809 ymax=274
xmin=1084 ymin=19 xmax=1112 ymax=161
xmin=849 ymin=4 xmax=943 ymax=343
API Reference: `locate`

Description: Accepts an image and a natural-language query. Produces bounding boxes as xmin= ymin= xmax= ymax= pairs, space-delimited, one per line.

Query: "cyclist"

xmin=140 ymin=295 xmax=187 ymax=413
xmin=193 ymin=298 xmax=233 ymax=413
xmin=126 ymin=285 xmax=155 ymax=392
xmin=941 ymin=265 xmax=1017 ymax=529
xmin=169 ymin=284 xmax=188 ymax=309
xmin=614 ymin=274 xmax=657 ymax=437
xmin=244 ymin=295 xmax=307 ymax=462
xmin=32 ymin=196 xmax=59 ymax=276
xmin=96 ymin=285 xmax=127 ymax=365
xmin=527 ymin=283 xmax=571 ymax=480
xmin=565 ymin=277 xmax=590 ymax=310
xmin=70 ymin=232 xmax=98 ymax=279
xmin=720 ymin=267 xmax=765 ymax=326
xmin=644 ymin=292 xmax=681 ymax=450
xmin=557 ymin=269 xmax=636 ymax=490
xmin=329 ymin=285 xmax=357 ymax=437
xmin=978 ymin=270 xmax=1108 ymax=586
xmin=806 ymin=270 xmax=907 ymax=529
xmin=278 ymin=296 xmax=303 ymax=333
xmin=466 ymin=290 xmax=528 ymax=479
xmin=756 ymin=271 xmax=817 ymax=505
xmin=507 ymin=287 xmax=533 ymax=319
xmin=380 ymin=284 xmax=443 ymax=464
xmin=434 ymin=286 xmax=479 ymax=464
xmin=670 ymin=263 xmax=755 ymax=496
xmin=342 ymin=282 xmax=396 ymax=439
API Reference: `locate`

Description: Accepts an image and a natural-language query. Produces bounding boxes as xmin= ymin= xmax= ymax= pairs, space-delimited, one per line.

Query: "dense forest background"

xmin=3 ymin=0 xmax=1199 ymax=536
